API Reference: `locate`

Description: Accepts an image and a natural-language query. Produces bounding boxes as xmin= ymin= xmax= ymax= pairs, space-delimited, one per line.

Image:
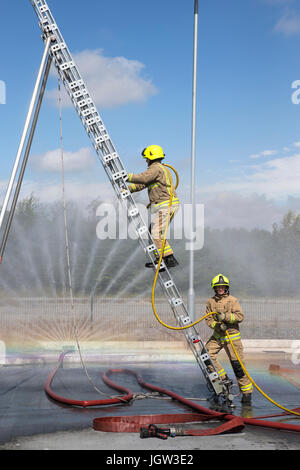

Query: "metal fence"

xmin=0 ymin=297 xmax=299 ymax=351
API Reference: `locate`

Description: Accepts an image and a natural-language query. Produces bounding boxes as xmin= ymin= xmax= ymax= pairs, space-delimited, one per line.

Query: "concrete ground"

xmin=2 ymin=425 xmax=300 ymax=451
xmin=0 ymin=350 xmax=300 ymax=451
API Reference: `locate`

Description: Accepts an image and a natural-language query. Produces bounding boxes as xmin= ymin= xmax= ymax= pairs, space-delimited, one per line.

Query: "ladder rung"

xmin=44 ymin=23 xmax=58 ymax=32
xmin=128 ymin=207 xmax=139 ymax=217
xmin=103 ymin=152 xmax=118 ymax=163
xmin=171 ymin=298 xmax=183 ymax=307
xmin=137 ymin=226 xmax=148 ymax=236
xmin=86 ymin=116 xmax=101 ymax=126
xmin=191 ymin=336 xmax=200 ymax=344
xmin=145 ymin=244 xmax=156 ymax=253
xmin=164 ymin=280 xmax=174 ymax=288
xmin=112 ymin=170 xmax=127 ymax=182
xmin=95 ymin=135 xmax=110 ymax=144
xmin=120 ymin=189 xmax=130 ymax=199
xmin=51 ymin=42 xmax=66 ymax=53
xmin=73 ymin=89 xmax=88 ymax=98
xmin=209 ymin=371 xmax=219 ymax=381
xmin=77 ymin=98 xmax=92 ymax=108
xmin=39 ymin=5 xmax=49 ymax=13
xmin=70 ymin=80 xmax=84 ymax=90
xmin=60 ymin=61 xmax=74 ymax=71
xmin=81 ymin=107 xmax=96 ymax=117
xmin=200 ymin=353 xmax=209 ymax=362
xmin=181 ymin=316 xmax=191 ymax=325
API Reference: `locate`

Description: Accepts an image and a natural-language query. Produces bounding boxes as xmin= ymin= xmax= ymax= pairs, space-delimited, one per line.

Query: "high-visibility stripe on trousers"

xmin=206 ymin=335 xmax=253 ymax=395
xmin=217 ymin=368 xmax=227 ymax=378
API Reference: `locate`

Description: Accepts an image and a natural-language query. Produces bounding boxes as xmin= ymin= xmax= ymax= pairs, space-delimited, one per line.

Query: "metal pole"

xmin=0 ymin=36 xmax=52 ymax=238
xmin=90 ymin=290 xmax=94 ymax=332
xmin=187 ymin=0 xmax=198 ymax=321
xmin=0 ymin=54 xmax=52 ymax=262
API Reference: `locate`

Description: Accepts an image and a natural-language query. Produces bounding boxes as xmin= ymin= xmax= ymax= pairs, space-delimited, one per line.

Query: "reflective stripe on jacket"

xmin=205 ymin=293 xmax=244 ymax=342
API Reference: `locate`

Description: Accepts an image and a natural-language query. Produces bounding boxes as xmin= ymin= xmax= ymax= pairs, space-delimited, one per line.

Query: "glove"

xmin=219 ymin=322 xmax=228 ymax=332
xmin=215 ymin=312 xmax=225 ymax=322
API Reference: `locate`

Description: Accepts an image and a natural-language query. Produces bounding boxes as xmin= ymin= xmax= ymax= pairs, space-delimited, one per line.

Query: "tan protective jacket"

xmin=127 ymin=162 xmax=179 ymax=209
xmin=205 ymin=293 xmax=244 ymax=342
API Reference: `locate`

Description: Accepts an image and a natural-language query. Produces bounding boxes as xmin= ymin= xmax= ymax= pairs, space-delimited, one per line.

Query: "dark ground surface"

xmin=0 ymin=353 xmax=300 ymax=450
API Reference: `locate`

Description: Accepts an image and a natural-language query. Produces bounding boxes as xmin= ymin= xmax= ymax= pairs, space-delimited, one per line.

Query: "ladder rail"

xmin=0 ymin=54 xmax=52 ymax=261
xmin=30 ymin=0 xmax=226 ymax=398
xmin=0 ymin=35 xmax=52 ymax=237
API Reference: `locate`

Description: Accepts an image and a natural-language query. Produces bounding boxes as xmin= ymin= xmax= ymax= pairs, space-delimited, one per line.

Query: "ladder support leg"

xmin=0 ymin=54 xmax=52 ymax=261
xmin=0 ymin=36 xmax=52 ymax=240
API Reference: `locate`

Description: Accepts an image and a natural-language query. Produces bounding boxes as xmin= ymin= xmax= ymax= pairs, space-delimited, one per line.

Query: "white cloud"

xmin=249 ymin=154 xmax=261 ymax=159
xmin=200 ymin=152 xmax=300 ymax=200
xmin=46 ymin=49 xmax=158 ymax=108
xmin=30 ymin=147 xmax=95 ymax=173
xmin=250 ymin=149 xmax=278 ymax=158
xmin=261 ymin=149 xmax=278 ymax=156
xmin=274 ymin=11 xmax=300 ymax=35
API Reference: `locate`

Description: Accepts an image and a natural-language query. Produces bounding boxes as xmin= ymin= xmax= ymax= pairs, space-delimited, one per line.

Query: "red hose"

xmin=120 ymin=369 xmax=300 ymax=434
xmin=93 ymin=413 xmax=245 ymax=436
xmin=45 ymin=352 xmax=300 ymax=435
xmin=45 ymin=353 xmax=134 ymax=407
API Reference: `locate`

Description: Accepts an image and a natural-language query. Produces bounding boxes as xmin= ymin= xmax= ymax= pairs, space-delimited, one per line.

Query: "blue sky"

xmin=1 ymin=0 xmax=300 ymax=229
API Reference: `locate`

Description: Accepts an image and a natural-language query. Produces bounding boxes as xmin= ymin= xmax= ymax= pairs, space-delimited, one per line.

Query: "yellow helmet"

xmin=141 ymin=145 xmax=165 ymax=161
xmin=211 ymin=274 xmax=230 ymax=289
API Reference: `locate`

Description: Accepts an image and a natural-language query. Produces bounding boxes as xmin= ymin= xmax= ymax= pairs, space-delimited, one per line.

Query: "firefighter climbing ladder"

xmin=0 ymin=0 xmax=231 ymax=403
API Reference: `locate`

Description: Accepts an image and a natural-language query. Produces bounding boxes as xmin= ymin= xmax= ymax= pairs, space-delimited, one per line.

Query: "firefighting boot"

xmin=241 ymin=394 xmax=252 ymax=405
xmin=163 ymin=254 xmax=179 ymax=269
xmin=145 ymin=259 xmax=165 ymax=272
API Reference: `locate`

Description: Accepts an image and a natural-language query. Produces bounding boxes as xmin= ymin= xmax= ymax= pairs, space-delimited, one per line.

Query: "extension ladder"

xmin=29 ymin=0 xmax=228 ymax=401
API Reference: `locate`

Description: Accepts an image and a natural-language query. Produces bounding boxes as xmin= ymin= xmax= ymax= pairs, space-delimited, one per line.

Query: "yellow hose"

xmin=151 ymin=164 xmax=212 ymax=330
xmin=226 ymin=332 xmax=300 ymax=416
xmin=150 ymin=163 xmax=300 ymax=416
xmin=162 ymin=163 xmax=179 ymax=190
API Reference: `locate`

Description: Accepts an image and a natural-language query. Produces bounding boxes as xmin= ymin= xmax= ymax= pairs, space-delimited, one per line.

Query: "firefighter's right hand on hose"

xmin=219 ymin=322 xmax=228 ymax=332
xmin=214 ymin=312 xmax=225 ymax=321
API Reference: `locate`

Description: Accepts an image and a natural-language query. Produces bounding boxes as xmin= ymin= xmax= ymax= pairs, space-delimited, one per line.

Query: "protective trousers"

xmin=206 ymin=336 xmax=253 ymax=395
xmin=151 ymin=205 xmax=179 ymax=257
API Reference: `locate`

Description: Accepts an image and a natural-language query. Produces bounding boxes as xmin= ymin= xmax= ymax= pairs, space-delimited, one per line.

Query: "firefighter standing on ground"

xmin=205 ymin=274 xmax=253 ymax=404
xmin=127 ymin=145 xmax=180 ymax=269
